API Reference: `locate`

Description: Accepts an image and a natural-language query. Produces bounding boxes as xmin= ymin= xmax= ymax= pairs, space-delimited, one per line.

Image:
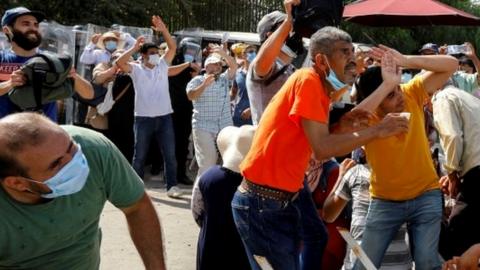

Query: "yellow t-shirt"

xmin=365 ymin=76 xmax=439 ymax=200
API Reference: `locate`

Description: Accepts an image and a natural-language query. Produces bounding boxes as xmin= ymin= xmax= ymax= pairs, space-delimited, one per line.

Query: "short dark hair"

xmin=0 ymin=113 xmax=52 ymax=180
xmin=139 ymin=43 xmax=159 ymax=54
xmin=459 ymin=56 xmax=475 ymax=68
xmin=0 ymin=152 xmax=26 ymax=180
xmin=355 ymin=66 xmax=383 ymax=103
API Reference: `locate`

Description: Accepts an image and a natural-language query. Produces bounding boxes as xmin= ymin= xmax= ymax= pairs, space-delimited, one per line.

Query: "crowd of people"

xmin=1 ymin=1 xmax=480 ymax=270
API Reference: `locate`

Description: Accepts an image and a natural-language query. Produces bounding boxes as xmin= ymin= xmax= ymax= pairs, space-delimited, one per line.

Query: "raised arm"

xmin=254 ymin=0 xmax=300 ymax=77
xmin=151 ymin=15 xmax=176 ymax=65
xmin=168 ymin=62 xmax=200 ymax=77
xmin=116 ymin=36 xmax=144 ymax=74
xmin=371 ymin=45 xmax=458 ymax=94
xmin=121 ymin=193 xmax=166 ymax=270
xmin=79 ymin=34 xmax=102 ymax=65
xmin=93 ymin=63 xmax=118 ymax=84
xmin=464 ymin=42 xmax=480 ymax=84
xmin=354 ymin=52 xmax=402 ymax=113
xmin=212 ymin=45 xmax=237 ymax=79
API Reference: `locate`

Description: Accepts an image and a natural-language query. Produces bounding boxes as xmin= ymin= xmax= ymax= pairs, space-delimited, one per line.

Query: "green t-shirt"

xmin=0 ymin=126 xmax=145 ymax=269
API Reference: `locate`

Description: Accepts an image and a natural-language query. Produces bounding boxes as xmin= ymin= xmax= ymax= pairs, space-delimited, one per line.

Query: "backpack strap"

xmin=34 ymin=53 xmax=62 ymax=84
xmin=113 ymin=82 xmax=131 ymax=102
xmin=249 ymin=63 xmax=290 ymax=87
xmin=264 ymin=64 xmax=289 ymax=86
xmin=31 ymin=67 xmax=46 ymax=112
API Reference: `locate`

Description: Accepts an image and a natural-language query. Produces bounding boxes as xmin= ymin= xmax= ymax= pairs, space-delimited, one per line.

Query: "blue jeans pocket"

xmin=232 ymin=192 xmax=251 ymax=241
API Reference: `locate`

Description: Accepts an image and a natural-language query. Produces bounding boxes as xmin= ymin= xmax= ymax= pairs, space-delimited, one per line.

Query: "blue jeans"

xmin=298 ymin=180 xmax=328 ymax=270
xmin=353 ymin=189 xmax=443 ymax=270
xmin=231 ymin=188 xmax=301 ymax=270
xmin=231 ymin=181 xmax=327 ymax=270
xmin=132 ymin=115 xmax=177 ymax=189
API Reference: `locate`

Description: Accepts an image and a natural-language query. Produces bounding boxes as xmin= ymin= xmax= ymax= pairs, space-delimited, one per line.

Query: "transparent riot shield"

xmin=0 ymin=32 xmax=11 ymax=51
xmin=110 ymin=24 xmax=154 ymax=49
xmin=38 ymin=21 xmax=77 ymax=124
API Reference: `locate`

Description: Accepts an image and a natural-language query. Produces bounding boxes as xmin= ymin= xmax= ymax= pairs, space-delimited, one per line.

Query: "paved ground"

xmin=99 ymin=175 xmax=199 ymax=270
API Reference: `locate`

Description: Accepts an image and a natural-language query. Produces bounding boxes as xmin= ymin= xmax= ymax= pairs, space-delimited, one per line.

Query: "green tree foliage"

xmin=0 ymin=0 xmax=280 ymax=32
xmin=2 ymin=0 xmax=480 ymax=53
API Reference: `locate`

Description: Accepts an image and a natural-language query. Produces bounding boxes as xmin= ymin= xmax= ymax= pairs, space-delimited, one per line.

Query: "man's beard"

xmin=11 ymin=28 xmax=42 ymax=51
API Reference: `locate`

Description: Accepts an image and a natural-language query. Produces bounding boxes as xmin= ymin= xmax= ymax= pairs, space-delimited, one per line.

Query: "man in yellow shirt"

xmin=352 ymin=45 xmax=458 ymax=270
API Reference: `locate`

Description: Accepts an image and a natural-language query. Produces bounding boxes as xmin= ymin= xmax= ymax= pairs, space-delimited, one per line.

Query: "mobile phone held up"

xmin=447 ymin=44 xmax=468 ymax=55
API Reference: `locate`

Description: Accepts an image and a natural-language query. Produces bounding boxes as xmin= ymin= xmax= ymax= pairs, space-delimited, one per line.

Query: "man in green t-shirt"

xmin=0 ymin=112 xmax=166 ymax=270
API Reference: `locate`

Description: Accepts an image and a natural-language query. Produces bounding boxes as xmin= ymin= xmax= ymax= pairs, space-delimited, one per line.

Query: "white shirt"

xmin=432 ymin=86 xmax=480 ymax=176
xmin=129 ymin=58 xmax=173 ymax=117
xmin=79 ymin=42 xmax=112 ymax=65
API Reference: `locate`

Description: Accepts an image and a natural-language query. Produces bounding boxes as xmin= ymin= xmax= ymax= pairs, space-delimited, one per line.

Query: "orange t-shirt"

xmin=240 ymin=68 xmax=330 ymax=192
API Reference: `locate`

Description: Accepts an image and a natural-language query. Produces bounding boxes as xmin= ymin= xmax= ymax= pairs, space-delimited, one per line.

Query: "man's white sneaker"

xmin=167 ymin=186 xmax=183 ymax=198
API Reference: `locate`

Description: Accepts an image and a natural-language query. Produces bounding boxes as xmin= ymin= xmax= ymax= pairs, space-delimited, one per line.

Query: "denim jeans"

xmin=132 ymin=115 xmax=177 ymax=189
xmin=232 ymin=188 xmax=301 ymax=270
xmin=353 ymin=189 xmax=443 ymax=270
xmin=231 ymin=181 xmax=327 ymax=270
xmin=298 ymin=180 xmax=328 ymax=270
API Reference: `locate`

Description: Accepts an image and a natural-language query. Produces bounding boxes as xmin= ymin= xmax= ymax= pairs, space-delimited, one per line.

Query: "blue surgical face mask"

xmin=25 ymin=144 xmax=90 ymax=199
xmin=148 ymin=54 xmax=161 ymax=66
xmin=105 ymin=41 xmax=117 ymax=52
xmin=324 ymin=57 xmax=348 ymax=92
xmin=184 ymin=54 xmax=194 ymax=63
xmin=246 ymin=52 xmax=256 ymax=63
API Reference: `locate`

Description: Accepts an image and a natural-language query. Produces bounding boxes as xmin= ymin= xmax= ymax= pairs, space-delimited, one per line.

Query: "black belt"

xmin=240 ymin=179 xmax=299 ymax=201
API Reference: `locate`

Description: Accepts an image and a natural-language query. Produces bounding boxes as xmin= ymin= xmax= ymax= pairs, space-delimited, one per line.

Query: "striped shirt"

xmin=186 ymin=72 xmax=233 ymax=133
xmin=336 ymin=164 xmax=412 ymax=270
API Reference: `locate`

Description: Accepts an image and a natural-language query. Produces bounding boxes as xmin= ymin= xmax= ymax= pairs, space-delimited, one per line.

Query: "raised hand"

xmin=370 ymin=44 xmax=408 ymax=67
xmin=381 ymin=51 xmax=402 ymax=86
xmin=134 ymin=36 xmax=145 ymax=50
xmin=91 ymin=33 xmax=101 ymax=44
xmin=284 ymin=0 xmax=301 ymax=19
xmin=464 ymin=42 xmax=477 ymax=60
xmin=151 ymin=15 xmax=167 ymax=33
xmin=210 ymin=44 xmax=226 ymax=57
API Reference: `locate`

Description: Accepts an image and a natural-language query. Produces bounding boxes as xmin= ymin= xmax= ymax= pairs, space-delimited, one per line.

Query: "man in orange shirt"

xmin=352 ymin=45 xmax=458 ymax=270
xmin=231 ymin=27 xmax=409 ymax=270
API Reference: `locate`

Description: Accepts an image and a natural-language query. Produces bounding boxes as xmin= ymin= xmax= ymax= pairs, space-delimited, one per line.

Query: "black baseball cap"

xmin=1 ymin=6 xmax=45 ymax=27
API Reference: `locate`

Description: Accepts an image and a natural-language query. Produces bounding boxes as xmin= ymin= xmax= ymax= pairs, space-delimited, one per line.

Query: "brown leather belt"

xmin=240 ymin=179 xmax=299 ymax=201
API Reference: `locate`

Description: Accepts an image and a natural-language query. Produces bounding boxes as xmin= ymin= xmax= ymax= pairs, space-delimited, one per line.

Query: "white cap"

xmin=204 ymin=54 xmax=222 ymax=67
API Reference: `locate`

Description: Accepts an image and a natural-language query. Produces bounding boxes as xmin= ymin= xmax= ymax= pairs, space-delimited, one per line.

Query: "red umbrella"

xmin=343 ymin=0 xmax=480 ymax=26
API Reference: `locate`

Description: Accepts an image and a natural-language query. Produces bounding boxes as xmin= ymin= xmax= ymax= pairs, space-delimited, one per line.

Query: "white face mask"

xmin=148 ymin=54 xmax=161 ymax=66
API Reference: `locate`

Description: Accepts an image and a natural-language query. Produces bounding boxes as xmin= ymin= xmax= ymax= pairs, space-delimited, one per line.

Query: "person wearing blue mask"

xmin=231 ymin=26 xmax=409 ymax=270
xmin=80 ymin=31 xmax=128 ymax=65
xmin=0 ymin=112 xmax=166 ymax=269
xmin=116 ymin=15 xmax=183 ymax=199
xmin=231 ymin=44 xmax=256 ymax=127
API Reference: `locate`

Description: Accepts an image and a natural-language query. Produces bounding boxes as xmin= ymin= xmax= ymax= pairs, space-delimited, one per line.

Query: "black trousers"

xmin=439 ymin=166 xmax=480 ymax=259
xmin=172 ymin=109 xmax=192 ymax=180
